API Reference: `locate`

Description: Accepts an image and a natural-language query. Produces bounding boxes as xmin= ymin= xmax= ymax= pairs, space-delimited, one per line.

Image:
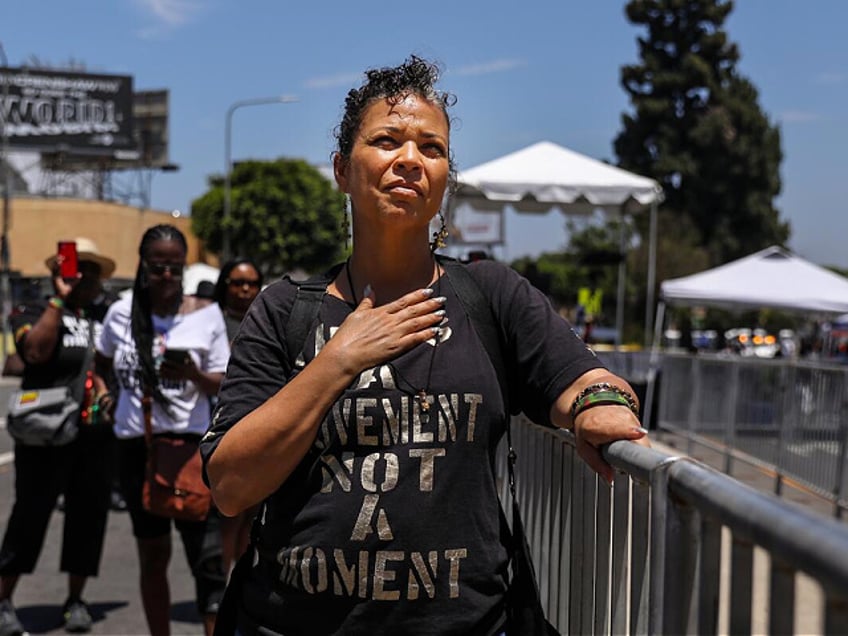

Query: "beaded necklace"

xmin=345 ymin=258 xmax=442 ymax=425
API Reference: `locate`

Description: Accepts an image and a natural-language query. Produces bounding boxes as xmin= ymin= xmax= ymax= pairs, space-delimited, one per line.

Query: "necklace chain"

xmin=344 ymin=258 xmax=442 ymax=420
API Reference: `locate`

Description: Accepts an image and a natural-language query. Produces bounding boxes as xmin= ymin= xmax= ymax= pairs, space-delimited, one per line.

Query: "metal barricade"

xmin=655 ymin=353 xmax=848 ymax=513
xmin=502 ymin=417 xmax=848 ymax=634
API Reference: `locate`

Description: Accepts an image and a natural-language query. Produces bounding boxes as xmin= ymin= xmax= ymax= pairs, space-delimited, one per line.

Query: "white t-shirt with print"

xmin=97 ymin=296 xmax=230 ymax=439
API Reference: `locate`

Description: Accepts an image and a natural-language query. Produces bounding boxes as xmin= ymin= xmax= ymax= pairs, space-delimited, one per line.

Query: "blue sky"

xmin=3 ymin=0 xmax=847 ymax=267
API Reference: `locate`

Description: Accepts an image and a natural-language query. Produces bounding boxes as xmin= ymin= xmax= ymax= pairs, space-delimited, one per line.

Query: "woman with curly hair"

xmin=202 ymin=56 xmax=648 ymax=635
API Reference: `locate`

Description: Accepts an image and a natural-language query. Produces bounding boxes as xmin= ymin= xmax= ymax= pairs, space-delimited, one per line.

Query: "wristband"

xmin=48 ymin=296 xmax=65 ymax=310
xmin=571 ymin=382 xmax=639 ymax=420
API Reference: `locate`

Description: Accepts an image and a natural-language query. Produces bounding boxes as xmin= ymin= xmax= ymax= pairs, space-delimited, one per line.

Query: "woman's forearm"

xmin=207 ymin=346 xmax=359 ymax=516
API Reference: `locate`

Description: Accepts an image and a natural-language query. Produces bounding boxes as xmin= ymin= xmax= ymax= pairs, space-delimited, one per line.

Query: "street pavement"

xmin=0 ymin=423 xmax=202 ymax=635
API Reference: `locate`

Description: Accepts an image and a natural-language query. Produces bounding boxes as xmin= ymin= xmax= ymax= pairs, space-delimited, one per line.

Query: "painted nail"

xmin=363 ymin=284 xmax=372 ymax=299
xmin=433 ymin=296 xmax=447 ymax=304
xmin=439 ymin=317 xmax=450 ymax=327
xmin=434 ymin=309 xmax=446 ymax=317
xmin=420 ymin=288 xmax=435 ymax=297
xmin=431 ymin=326 xmax=442 ymax=336
xmin=636 ymin=427 xmax=649 ymax=435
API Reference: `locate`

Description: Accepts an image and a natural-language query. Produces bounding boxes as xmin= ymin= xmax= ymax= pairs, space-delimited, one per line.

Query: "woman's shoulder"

xmin=104 ymin=294 xmax=132 ymax=319
xmin=449 ymin=257 xmax=522 ymax=291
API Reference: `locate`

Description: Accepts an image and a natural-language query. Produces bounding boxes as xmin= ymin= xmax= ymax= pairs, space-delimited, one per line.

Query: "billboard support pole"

xmin=223 ymin=95 xmax=297 ymax=261
xmin=0 ymin=44 xmax=12 ymax=366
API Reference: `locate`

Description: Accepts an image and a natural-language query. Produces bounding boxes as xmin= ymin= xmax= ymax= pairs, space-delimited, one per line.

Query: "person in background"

xmin=202 ymin=56 xmax=648 ymax=634
xmin=194 ymin=280 xmax=216 ymax=307
xmin=213 ymin=258 xmax=264 ymax=343
xmin=0 ymin=238 xmax=117 ymax=635
xmin=211 ymin=258 xmax=264 ymax=573
xmin=94 ymin=224 xmax=229 ymax=636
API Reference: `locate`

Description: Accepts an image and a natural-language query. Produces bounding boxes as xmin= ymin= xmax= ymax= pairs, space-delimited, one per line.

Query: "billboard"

xmin=0 ymin=66 xmax=136 ymax=155
xmin=41 ymin=89 xmax=173 ymax=171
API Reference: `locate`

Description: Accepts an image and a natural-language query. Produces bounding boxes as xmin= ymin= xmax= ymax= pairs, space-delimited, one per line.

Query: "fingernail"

xmin=439 ymin=317 xmax=449 ymax=326
xmin=420 ymin=288 xmax=435 ymax=297
xmin=363 ymin=284 xmax=372 ymax=298
xmin=636 ymin=427 xmax=649 ymax=435
xmin=434 ymin=309 xmax=446 ymax=317
xmin=431 ymin=326 xmax=442 ymax=336
xmin=433 ymin=296 xmax=447 ymax=304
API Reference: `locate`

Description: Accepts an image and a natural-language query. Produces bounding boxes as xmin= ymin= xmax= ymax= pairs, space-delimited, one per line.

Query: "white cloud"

xmin=133 ymin=0 xmax=202 ymax=28
xmin=304 ymin=72 xmax=364 ymax=90
xmin=452 ymin=58 xmax=526 ymax=77
xmin=779 ymin=110 xmax=821 ymax=123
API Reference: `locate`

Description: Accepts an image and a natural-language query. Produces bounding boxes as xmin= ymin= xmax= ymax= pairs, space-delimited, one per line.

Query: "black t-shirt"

xmin=10 ymin=297 xmax=108 ymax=391
xmin=202 ymin=260 xmax=603 ymax=635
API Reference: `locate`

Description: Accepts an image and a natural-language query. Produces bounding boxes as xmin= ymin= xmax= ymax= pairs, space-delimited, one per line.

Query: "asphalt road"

xmin=0 ymin=421 xmax=203 ymax=635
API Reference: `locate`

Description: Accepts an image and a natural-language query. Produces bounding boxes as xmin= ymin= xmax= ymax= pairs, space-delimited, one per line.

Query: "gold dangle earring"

xmin=342 ymin=196 xmax=351 ymax=252
xmin=430 ymin=210 xmax=449 ymax=251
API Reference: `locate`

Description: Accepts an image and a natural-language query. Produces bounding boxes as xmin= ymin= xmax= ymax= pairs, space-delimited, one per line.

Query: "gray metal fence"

xmin=654 ymin=353 xmax=848 ymax=513
xmin=502 ymin=417 xmax=848 ymax=634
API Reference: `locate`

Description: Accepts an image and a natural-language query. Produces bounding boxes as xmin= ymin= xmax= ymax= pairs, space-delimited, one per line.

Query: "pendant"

xmin=418 ymin=390 xmax=430 ymax=425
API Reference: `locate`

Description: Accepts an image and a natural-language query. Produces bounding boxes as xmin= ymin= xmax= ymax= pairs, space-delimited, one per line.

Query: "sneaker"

xmin=110 ymin=489 xmax=128 ymax=512
xmin=62 ymin=599 xmax=92 ymax=634
xmin=0 ymin=599 xmax=25 ymax=636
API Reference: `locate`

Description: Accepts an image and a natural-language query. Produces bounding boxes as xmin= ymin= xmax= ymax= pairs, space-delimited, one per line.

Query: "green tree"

xmin=191 ymin=159 xmax=347 ymax=276
xmin=615 ymin=0 xmax=789 ymax=266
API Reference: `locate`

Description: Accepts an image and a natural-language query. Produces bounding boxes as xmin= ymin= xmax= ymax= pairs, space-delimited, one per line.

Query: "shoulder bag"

xmin=6 ymin=316 xmax=95 ymax=446
xmin=141 ymin=392 xmax=212 ymax=522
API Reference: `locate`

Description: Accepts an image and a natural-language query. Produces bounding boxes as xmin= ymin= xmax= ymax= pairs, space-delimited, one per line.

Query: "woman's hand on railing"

xmin=573 ymin=405 xmax=648 ymax=484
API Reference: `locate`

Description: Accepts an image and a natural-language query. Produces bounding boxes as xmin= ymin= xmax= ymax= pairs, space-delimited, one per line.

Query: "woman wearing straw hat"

xmin=0 ymin=238 xmax=118 ymax=635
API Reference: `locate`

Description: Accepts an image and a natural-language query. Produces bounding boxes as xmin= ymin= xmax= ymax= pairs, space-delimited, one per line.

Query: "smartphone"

xmin=163 ymin=348 xmax=191 ymax=365
xmin=57 ymin=241 xmax=78 ymax=279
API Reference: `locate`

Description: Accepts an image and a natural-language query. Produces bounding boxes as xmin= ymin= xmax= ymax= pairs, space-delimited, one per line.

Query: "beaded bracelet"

xmin=570 ymin=382 xmax=640 ymax=420
xmin=48 ymin=296 xmax=65 ymax=310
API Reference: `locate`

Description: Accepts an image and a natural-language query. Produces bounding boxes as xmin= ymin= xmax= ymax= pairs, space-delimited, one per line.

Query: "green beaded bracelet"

xmin=570 ymin=382 xmax=640 ymax=420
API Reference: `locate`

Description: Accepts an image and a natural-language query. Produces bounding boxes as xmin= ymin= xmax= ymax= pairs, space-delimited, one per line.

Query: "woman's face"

xmin=334 ymin=94 xmax=450 ymax=235
xmin=143 ymin=238 xmax=186 ymax=304
xmin=224 ymin=263 xmax=261 ymax=314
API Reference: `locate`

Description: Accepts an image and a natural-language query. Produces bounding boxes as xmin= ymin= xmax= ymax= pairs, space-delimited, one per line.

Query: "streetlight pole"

xmin=0 ymin=43 xmax=12 ymax=365
xmin=223 ymin=95 xmax=297 ymax=260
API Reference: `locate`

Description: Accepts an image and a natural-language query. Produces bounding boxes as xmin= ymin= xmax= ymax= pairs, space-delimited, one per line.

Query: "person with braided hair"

xmin=95 ymin=224 xmax=229 ymax=636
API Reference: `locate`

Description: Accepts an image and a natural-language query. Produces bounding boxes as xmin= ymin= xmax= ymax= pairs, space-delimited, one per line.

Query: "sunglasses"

xmin=227 ymin=278 xmax=261 ymax=288
xmin=146 ymin=262 xmax=184 ymax=278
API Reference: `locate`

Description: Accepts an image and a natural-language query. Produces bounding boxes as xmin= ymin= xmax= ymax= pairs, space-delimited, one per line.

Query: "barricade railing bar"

xmin=500 ymin=416 xmax=848 ymax=634
xmin=599 ymin=351 xmax=848 ymax=516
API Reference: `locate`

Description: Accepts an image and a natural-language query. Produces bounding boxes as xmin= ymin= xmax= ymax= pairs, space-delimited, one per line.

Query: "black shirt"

xmin=202 ymin=260 xmax=603 ymax=635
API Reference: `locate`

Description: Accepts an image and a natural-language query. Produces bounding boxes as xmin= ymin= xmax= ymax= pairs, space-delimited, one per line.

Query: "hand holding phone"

xmin=163 ymin=348 xmax=191 ymax=366
xmin=57 ymin=241 xmax=78 ymax=280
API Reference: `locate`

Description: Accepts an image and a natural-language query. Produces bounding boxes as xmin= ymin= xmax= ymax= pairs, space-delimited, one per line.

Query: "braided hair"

xmin=130 ymin=224 xmax=188 ymax=409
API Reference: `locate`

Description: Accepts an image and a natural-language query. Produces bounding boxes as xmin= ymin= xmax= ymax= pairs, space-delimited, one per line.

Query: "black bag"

xmin=6 ymin=317 xmax=95 ymax=447
xmin=504 ymin=441 xmax=560 ymax=635
xmin=7 ymin=386 xmax=81 ymax=446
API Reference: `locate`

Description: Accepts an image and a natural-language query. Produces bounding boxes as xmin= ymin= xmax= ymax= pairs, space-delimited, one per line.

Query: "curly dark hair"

xmin=334 ymin=55 xmax=457 ymax=184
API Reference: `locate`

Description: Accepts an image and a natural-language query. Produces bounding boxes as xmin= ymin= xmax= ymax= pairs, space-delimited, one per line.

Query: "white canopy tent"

xmin=643 ymin=245 xmax=848 ymax=425
xmin=451 ymin=141 xmax=664 ymax=344
xmin=659 ymin=245 xmax=848 ymax=315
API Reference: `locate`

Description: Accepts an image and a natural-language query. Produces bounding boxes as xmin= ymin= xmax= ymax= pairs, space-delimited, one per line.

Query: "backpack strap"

xmin=438 ymin=256 xmax=511 ymax=415
xmin=283 ymin=262 xmax=345 ymax=367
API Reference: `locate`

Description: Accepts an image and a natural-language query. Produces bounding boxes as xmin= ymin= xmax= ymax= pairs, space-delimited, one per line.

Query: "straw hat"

xmin=44 ymin=237 xmax=117 ymax=279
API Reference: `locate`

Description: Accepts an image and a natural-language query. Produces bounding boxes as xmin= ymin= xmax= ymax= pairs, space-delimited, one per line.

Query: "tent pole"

xmin=615 ymin=205 xmax=627 ymax=347
xmin=642 ymin=300 xmax=666 ymax=429
xmin=644 ymin=198 xmax=658 ymax=346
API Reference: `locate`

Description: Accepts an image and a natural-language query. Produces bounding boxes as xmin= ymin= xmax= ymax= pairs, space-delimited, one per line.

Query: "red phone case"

xmin=58 ymin=241 xmax=78 ymax=279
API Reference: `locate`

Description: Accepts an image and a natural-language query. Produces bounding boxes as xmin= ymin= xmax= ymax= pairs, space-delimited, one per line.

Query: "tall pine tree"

xmin=615 ymin=0 xmax=789 ymax=266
